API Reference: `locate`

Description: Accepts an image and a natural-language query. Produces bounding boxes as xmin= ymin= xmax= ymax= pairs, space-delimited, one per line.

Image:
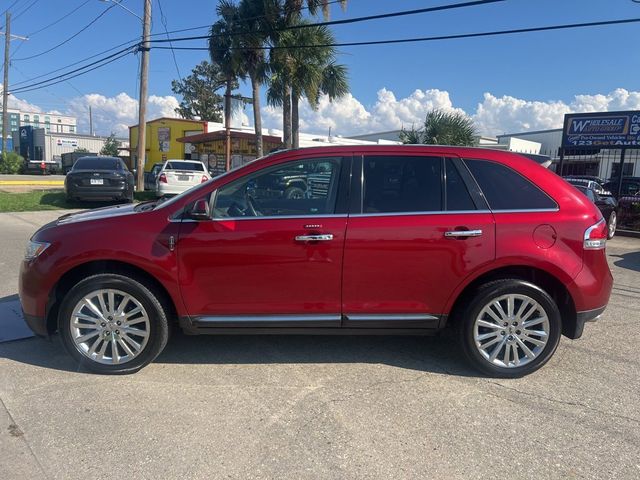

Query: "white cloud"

xmin=7 ymin=87 xmax=640 ymax=139
xmin=65 ymin=92 xmax=180 ymax=137
xmin=262 ymin=88 xmax=462 ymax=135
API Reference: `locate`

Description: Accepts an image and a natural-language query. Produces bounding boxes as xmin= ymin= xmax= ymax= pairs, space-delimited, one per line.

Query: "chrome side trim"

xmin=170 ymin=214 xmax=349 ymax=223
xmin=195 ymin=314 xmax=342 ymax=323
xmin=491 ymin=208 xmax=559 ymax=214
xmin=350 ymin=210 xmax=491 ymax=218
xmin=345 ymin=314 xmax=440 ymax=321
xmin=350 ymin=208 xmax=559 ymax=218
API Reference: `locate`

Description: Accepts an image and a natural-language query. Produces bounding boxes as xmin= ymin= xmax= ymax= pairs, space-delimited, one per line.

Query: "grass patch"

xmin=0 ymin=189 xmax=156 ymax=213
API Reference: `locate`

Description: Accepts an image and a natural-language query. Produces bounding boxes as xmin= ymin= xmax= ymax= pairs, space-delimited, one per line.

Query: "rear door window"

xmin=445 ymin=159 xmax=476 ymax=211
xmin=464 ymin=159 xmax=557 ymax=210
xmin=362 ymin=156 xmax=442 ymax=213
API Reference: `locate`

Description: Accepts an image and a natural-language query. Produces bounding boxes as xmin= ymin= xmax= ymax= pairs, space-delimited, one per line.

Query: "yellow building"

xmin=129 ymin=117 xmax=207 ymax=171
xmin=176 ymin=130 xmax=282 ymax=176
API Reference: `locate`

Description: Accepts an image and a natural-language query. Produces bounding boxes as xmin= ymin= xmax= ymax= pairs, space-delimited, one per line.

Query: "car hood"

xmin=57 ymin=203 xmax=138 ymax=225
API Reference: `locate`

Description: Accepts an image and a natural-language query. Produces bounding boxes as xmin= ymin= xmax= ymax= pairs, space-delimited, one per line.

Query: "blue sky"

xmin=4 ymin=0 xmax=640 ymax=136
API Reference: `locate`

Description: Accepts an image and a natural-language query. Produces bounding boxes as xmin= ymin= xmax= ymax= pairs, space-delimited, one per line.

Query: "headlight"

xmin=24 ymin=240 xmax=51 ymax=260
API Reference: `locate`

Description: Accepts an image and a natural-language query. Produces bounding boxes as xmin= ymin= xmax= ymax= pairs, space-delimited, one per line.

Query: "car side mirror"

xmin=190 ymin=199 xmax=211 ymax=220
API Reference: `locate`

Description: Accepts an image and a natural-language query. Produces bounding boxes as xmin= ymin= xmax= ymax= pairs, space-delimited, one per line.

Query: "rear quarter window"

xmin=464 ymin=159 xmax=557 ymax=211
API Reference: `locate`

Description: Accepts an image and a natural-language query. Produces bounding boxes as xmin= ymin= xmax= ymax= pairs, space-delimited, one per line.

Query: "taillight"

xmin=159 ymin=173 xmax=167 ymax=183
xmin=584 ymin=219 xmax=607 ymax=250
xmin=201 ymin=175 xmax=208 ymax=183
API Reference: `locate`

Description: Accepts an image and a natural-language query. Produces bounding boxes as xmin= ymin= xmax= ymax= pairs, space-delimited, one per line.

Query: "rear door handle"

xmin=444 ymin=229 xmax=483 ymax=238
xmin=295 ymin=234 xmax=334 ymax=242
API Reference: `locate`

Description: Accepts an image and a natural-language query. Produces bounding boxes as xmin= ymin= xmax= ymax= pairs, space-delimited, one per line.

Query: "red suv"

xmin=19 ymin=146 xmax=613 ymax=377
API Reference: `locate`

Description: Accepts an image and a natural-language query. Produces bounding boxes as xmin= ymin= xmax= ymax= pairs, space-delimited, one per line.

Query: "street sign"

xmin=562 ymin=111 xmax=640 ymax=148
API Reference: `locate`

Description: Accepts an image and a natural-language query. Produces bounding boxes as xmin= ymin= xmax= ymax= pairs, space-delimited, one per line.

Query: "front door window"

xmin=214 ymin=158 xmax=341 ymax=218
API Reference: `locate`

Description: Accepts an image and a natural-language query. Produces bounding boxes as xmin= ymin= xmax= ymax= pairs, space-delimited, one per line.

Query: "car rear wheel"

xmin=607 ymin=211 xmax=617 ymax=239
xmin=285 ymin=186 xmax=305 ymax=200
xmin=58 ymin=274 xmax=169 ymax=374
xmin=458 ymin=279 xmax=562 ymax=378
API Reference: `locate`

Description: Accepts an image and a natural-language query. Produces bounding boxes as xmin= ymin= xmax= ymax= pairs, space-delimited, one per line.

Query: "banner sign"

xmin=56 ymin=138 xmax=78 ymax=148
xmin=158 ymin=127 xmax=171 ymax=152
xmin=562 ymin=111 xmax=640 ymax=148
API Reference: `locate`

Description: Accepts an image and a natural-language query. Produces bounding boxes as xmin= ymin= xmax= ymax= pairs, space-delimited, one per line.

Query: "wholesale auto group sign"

xmin=562 ymin=111 xmax=640 ymax=148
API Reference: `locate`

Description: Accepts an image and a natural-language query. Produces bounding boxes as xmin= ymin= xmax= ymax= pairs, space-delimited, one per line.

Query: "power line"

xmin=25 ymin=0 xmax=92 ymax=37
xmin=10 ymin=37 xmax=139 ymax=87
xmin=12 ymin=2 xmax=117 ymax=61
xmin=10 ymin=49 xmax=132 ymax=94
xmin=11 ymin=45 xmax=135 ymax=93
xmin=1 ymin=0 xmax=22 ymax=17
xmin=157 ymin=0 xmax=181 ymax=81
xmin=13 ymin=0 xmax=40 ymax=20
xmin=12 ymin=0 xmax=39 ymax=21
xmin=150 ymin=0 xmax=508 ymax=45
xmin=151 ymin=17 xmax=640 ymax=51
xmin=144 ymin=0 xmax=348 ymax=39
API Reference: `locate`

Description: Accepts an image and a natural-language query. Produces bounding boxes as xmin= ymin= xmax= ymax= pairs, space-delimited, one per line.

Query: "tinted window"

xmin=464 ymin=159 xmax=557 ymax=210
xmin=165 ymin=161 xmax=204 ymax=171
xmin=445 ymin=159 xmax=475 ymax=211
xmin=214 ymin=158 xmax=341 ymax=218
xmin=73 ymin=158 xmax=119 ymax=170
xmin=363 ymin=156 xmax=442 ymax=213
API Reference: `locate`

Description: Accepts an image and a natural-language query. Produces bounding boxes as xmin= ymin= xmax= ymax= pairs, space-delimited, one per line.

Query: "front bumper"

xmin=23 ymin=312 xmax=48 ymax=337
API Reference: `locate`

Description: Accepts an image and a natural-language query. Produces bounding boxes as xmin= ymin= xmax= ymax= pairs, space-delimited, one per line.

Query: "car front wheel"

xmin=458 ymin=279 xmax=562 ymax=378
xmin=58 ymin=273 xmax=169 ymax=374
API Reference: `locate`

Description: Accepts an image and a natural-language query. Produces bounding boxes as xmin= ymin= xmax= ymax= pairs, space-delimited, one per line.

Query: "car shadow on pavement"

xmin=153 ymin=329 xmax=480 ymax=377
xmin=612 ymin=251 xmax=640 ymax=272
xmin=0 ymin=329 xmax=481 ymax=377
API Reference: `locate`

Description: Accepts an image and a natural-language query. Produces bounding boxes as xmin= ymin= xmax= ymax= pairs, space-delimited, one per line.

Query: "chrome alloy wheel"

xmin=473 ymin=294 xmax=550 ymax=368
xmin=608 ymin=211 xmax=617 ymax=238
xmin=70 ymin=289 xmax=150 ymax=365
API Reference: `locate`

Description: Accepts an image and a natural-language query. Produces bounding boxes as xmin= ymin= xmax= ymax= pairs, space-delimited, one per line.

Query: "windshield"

xmin=165 ymin=161 xmax=204 ymax=172
xmin=74 ymin=158 xmax=120 ymax=170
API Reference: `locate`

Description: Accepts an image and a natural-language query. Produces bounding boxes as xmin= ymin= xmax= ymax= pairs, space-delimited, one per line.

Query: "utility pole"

xmin=1 ymin=13 xmax=27 ymax=155
xmin=89 ymin=106 xmax=93 ymax=136
xmin=135 ymin=0 xmax=151 ymax=191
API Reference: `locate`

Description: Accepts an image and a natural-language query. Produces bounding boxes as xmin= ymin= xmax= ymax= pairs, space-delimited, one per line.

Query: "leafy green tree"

xmin=170 ymin=61 xmax=227 ymax=122
xmin=74 ymin=147 xmax=90 ymax=153
xmin=401 ymin=110 xmax=476 ymax=146
xmin=100 ymin=133 xmax=121 ymax=157
xmin=0 ymin=151 xmax=24 ymax=174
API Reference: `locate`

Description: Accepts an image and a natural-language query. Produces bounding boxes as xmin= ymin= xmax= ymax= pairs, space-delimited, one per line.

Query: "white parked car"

xmin=156 ymin=160 xmax=211 ymax=197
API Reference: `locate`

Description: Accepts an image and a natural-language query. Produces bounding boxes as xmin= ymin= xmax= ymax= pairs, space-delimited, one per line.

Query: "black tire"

xmin=284 ymin=186 xmax=305 ymax=200
xmin=607 ymin=211 xmax=617 ymax=239
xmin=456 ymin=279 xmax=562 ymax=378
xmin=58 ymin=273 xmax=170 ymax=374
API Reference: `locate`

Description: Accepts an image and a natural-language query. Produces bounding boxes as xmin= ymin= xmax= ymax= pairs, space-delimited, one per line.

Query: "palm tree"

xmin=209 ymin=0 xmax=244 ymax=170
xmin=268 ymin=23 xmax=348 ymax=148
xmin=401 ymin=110 xmax=476 ymax=146
xmin=236 ymin=0 xmax=270 ymax=157
xmin=282 ymin=0 xmax=347 ymax=19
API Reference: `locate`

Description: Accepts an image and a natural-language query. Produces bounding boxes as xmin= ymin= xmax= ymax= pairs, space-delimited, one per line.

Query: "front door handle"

xmin=444 ymin=229 xmax=483 ymax=238
xmin=295 ymin=234 xmax=334 ymax=242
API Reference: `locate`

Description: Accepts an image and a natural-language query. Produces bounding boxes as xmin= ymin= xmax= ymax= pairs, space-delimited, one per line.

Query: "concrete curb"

xmin=0 ymin=181 xmax=64 ymax=185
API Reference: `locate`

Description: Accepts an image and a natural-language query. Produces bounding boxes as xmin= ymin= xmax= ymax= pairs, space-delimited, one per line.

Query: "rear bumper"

xmin=66 ymin=185 xmax=129 ymax=199
xmin=157 ymin=183 xmax=194 ymax=196
xmin=569 ymin=306 xmax=606 ymax=339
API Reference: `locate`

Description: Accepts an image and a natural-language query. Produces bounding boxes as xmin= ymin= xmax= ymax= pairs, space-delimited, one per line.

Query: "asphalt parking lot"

xmin=1 ymin=210 xmax=639 ymax=480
